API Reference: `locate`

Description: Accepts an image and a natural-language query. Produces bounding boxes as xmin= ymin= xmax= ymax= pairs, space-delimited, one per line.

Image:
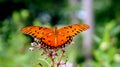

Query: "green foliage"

xmin=92 ymin=20 xmax=120 ymax=67
xmin=0 ymin=9 xmax=42 ymax=67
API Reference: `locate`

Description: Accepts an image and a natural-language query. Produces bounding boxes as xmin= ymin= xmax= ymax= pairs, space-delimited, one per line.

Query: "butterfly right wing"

xmin=57 ymin=24 xmax=89 ymax=47
xmin=58 ymin=24 xmax=89 ymax=37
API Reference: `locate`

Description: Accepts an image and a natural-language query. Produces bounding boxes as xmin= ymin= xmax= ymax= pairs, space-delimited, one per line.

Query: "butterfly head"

xmin=54 ymin=25 xmax=58 ymax=34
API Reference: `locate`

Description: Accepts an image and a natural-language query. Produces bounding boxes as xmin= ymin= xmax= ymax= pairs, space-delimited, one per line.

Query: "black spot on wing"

xmin=67 ymin=31 xmax=69 ymax=33
xmin=42 ymin=32 xmax=44 ymax=35
xmin=68 ymin=26 xmax=72 ymax=28
xmin=76 ymin=31 xmax=79 ymax=33
xmin=31 ymin=33 xmax=34 ymax=36
xmin=37 ymin=32 xmax=39 ymax=34
xmin=74 ymin=33 xmax=77 ymax=35
xmin=39 ymin=27 xmax=42 ymax=30
xmin=48 ymin=40 xmax=51 ymax=42
xmin=34 ymin=36 xmax=37 ymax=38
xmin=42 ymin=38 xmax=45 ymax=40
xmin=66 ymin=36 xmax=71 ymax=39
xmin=74 ymin=28 xmax=76 ymax=30
xmin=72 ymin=30 xmax=74 ymax=32
xmin=43 ymin=28 xmax=47 ymax=30
xmin=64 ymin=27 xmax=68 ymax=29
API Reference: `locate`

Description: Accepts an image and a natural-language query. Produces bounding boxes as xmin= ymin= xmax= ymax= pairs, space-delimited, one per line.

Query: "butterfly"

xmin=21 ymin=24 xmax=89 ymax=49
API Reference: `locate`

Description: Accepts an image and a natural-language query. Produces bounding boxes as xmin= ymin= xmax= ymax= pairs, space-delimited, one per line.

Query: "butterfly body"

xmin=21 ymin=24 xmax=89 ymax=50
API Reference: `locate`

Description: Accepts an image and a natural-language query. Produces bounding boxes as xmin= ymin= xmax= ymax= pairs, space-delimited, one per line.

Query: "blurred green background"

xmin=0 ymin=0 xmax=120 ymax=67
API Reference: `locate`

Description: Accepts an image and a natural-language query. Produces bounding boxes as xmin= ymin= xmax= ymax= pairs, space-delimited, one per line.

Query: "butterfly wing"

xmin=21 ymin=26 xmax=57 ymax=48
xmin=57 ymin=24 xmax=89 ymax=46
xmin=21 ymin=26 xmax=53 ymax=39
xmin=57 ymin=33 xmax=72 ymax=47
xmin=58 ymin=24 xmax=89 ymax=37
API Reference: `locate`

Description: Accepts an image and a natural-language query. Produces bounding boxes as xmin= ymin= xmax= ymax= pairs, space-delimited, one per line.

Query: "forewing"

xmin=57 ymin=24 xmax=89 ymax=47
xmin=58 ymin=24 xmax=89 ymax=37
xmin=21 ymin=26 xmax=53 ymax=39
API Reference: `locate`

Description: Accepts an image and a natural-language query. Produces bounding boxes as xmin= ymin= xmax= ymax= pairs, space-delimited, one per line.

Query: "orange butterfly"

xmin=21 ymin=24 xmax=89 ymax=49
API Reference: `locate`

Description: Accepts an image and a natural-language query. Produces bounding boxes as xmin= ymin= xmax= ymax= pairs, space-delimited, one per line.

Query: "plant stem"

xmin=51 ymin=57 xmax=57 ymax=67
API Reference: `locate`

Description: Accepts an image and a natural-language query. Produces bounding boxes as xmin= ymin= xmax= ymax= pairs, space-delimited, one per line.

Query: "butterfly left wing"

xmin=21 ymin=26 xmax=53 ymax=39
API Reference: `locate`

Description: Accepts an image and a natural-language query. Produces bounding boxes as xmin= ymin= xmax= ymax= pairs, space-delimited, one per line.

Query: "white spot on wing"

xmin=59 ymin=32 xmax=61 ymax=34
xmin=48 ymin=33 xmax=52 ymax=35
